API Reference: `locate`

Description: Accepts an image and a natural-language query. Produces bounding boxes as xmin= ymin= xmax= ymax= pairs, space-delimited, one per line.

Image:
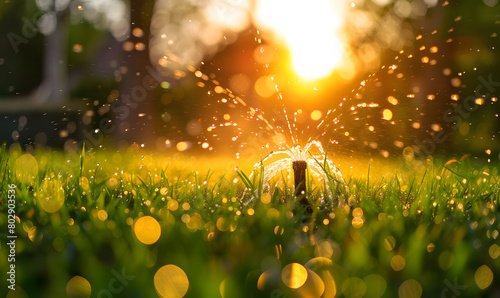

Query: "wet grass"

xmin=0 ymin=144 xmax=499 ymax=297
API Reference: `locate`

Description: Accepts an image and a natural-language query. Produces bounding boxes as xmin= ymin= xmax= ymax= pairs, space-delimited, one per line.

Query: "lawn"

xmin=1 ymin=143 xmax=499 ymax=297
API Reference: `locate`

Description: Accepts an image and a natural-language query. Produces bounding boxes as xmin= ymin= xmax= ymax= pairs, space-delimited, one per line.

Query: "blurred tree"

xmin=0 ymin=0 xmax=130 ymax=109
xmin=0 ymin=1 xmax=44 ymax=99
xmin=36 ymin=0 xmax=69 ymax=105
xmin=114 ymin=0 xmax=156 ymax=147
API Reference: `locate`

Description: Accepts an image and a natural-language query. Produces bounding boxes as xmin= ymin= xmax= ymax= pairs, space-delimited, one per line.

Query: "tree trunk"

xmin=115 ymin=0 xmax=156 ymax=147
xmin=29 ymin=2 xmax=68 ymax=106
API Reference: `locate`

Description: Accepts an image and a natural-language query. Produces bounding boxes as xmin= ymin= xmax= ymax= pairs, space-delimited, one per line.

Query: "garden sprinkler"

xmin=293 ymin=160 xmax=312 ymax=214
xmin=255 ymin=141 xmax=342 ymax=212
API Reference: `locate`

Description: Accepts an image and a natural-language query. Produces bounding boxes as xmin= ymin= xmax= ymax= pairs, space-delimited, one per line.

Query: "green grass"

xmin=0 ymin=144 xmax=499 ymax=297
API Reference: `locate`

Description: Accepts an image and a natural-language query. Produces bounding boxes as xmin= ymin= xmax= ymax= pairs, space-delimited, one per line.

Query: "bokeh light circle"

xmin=28 ymin=226 xmax=43 ymax=243
xmin=390 ymin=255 xmax=406 ymax=271
xmin=281 ymin=263 xmax=308 ymax=289
xmin=382 ymin=109 xmax=393 ymax=121
xmin=79 ymin=177 xmax=90 ymax=191
xmin=216 ymin=217 xmax=230 ymax=232
xmin=398 ymin=279 xmax=422 ymax=298
xmin=37 ymin=178 xmax=65 ymax=213
xmin=305 ymin=257 xmax=336 ymax=297
xmin=254 ymin=75 xmax=276 ymax=98
xmin=260 ymin=193 xmax=271 ymax=204
xmin=66 ymin=275 xmax=91 ymax=298
xmin=134 ymin=216 xmax=161 ymax=245
xmin=6 ymin=286 xmax=29 ymax=298
xmin=314 ymin=240 xmax=335 ymax=258
xmin=383 ymin=236 xmax=396 ymax=251
xmin=342 ymin=277 xmax=366 ymax=298
xmin=363 ymin=274 xmax=387 ymax=298
xmin=297 ymin=269 xmax=325 ymax=297
xmin=14 ymin=154 xmax=38 ymax=183
xmin=474 ymin=265 xmax=493 ymax=290
xmin=489 ymin=244 xmax=500 ymax=259
xmin=154 ymin=264 xmax=189 ymax=298
xmin=304 ymin=257 xmax=333 ymax=271
xmin=352 ymin=217 xmax=364 ymax=228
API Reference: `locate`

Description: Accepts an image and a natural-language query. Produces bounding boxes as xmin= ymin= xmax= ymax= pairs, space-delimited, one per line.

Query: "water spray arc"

xmin=251 ymin=141 xmax=344 ymax=208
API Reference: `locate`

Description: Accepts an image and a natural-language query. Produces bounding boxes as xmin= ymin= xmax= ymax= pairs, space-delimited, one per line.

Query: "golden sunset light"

xmin=253 ymin=0 xmax=347 ymax=80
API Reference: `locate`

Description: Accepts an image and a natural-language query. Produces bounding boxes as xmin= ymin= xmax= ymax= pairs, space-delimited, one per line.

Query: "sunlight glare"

xmin=254 ymin=0 xmax=346 ymax=80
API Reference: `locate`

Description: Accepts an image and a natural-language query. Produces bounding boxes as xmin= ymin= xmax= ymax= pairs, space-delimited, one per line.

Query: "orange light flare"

xmin=253 ymin=0 xmax=351 ymax=81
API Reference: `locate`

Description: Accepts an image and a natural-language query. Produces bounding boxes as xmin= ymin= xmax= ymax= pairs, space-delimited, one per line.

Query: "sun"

xmin=253 ymin=0 xmax=347 ymax=80
xmin=291 ymin=35 xmax=343 ymax=80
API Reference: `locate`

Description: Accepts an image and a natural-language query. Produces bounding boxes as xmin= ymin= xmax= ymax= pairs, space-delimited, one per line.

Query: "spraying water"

xmin=143 ymin=1 xmax=500 ymax=206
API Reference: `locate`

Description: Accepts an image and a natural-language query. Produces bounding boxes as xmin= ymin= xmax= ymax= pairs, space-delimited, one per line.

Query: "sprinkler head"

xmin=293 ymin=160 xmax=312 ymax=214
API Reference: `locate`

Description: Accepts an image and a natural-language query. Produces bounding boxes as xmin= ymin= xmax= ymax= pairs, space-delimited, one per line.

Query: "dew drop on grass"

xmin=160 ymin=187 xmax=168 ymax=195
